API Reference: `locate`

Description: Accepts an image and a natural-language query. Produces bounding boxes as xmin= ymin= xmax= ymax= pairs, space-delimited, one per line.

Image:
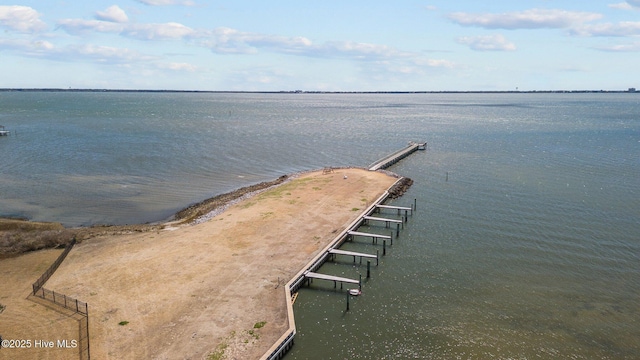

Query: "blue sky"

xmin=1 ymin=0 xmax=639 ymax=91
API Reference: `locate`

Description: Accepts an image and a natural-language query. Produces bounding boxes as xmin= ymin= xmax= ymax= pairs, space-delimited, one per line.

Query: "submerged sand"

xmin=0 ymin=168 xmax=399 ymax=359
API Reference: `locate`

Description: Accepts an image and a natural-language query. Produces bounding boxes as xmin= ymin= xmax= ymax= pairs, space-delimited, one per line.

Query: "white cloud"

xmin=96 ymin=5 xmax=129 ymax=23
xmin=57 ymin=18 xmax=195 ymax=40
xmin=606 ymin=1 xmax=640 ymax=10
xmin=0 ymin=5 xmax=47 ymax=32
xmin=595 ymin=41 xmax=640 ymax=51
xmin=0 ymin=36 xmax=156 ymax=64
xmin=67 ymin=44 xmax=158 ymax=63
xmin=419 ymin=58 xmax=455 ymax=68
xmin=159 ymin=62 xmax=198 ymax=71
xmin=572 ymin=21 xmax=640 ymax=36
xmin=0 ymin=37 xmax=54 ymax=54
xmin=123 ymin=22 xmax=196 ymax=40
xmin=33 ymin=40 xmax=55 ymax=50
xmin=197 ymin=26 xmax=453 ymax=75
xmin=318 ymin=41 xmax=413 ymax=60
xmin=57 ymin=18 xmax=125 ymax=34
xmin=609 ymin=2 xmax=634 ymax=10
xmin=448 ymin=8 xmax=602 ymax=29
xmin=457 ymin=34 xmax=516 ymax=51
xmin=203 ymin=27 xmax=313 ymax=54
xmin=136 ymin=0 xmax=195 ymax=6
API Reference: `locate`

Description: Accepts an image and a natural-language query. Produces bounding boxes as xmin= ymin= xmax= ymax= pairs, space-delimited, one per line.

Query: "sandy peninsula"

xmin=0 ymin=168 xmax=402 ymax=360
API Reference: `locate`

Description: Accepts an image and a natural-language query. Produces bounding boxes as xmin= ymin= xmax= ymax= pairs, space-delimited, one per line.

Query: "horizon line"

xmin=0 ymin=88 xmax=637 ymax=94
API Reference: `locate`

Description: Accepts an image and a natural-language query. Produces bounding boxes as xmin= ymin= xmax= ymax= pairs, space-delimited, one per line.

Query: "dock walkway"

xmin=304 ymin=271 xmax=360 ymax=289
xmin=376 ymin=204 xmax=413 ymax=216
xmin=368 ymin=141 xmax=426 ymax=171
xmin=328 ymin=248 xmax=377 ymax=260
xmin=263 ymin=143 xmax=425 ymax=360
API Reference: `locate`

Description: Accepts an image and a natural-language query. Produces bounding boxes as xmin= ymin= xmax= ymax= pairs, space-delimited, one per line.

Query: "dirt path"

xmin=1 ymin=168 xmax=398 ymax=360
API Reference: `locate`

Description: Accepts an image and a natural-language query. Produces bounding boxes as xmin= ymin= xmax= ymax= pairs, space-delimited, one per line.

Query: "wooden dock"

xmin=328 ymin=248 xmax=377 ymax=260
xmin=363 ymin=215 xmax=402 ymax=223
xmin=368 ymin=141 xmax=426 ymax=171
xmin=363 ymin=215 xmax=403 ymax=228
xmin=348 ymin=230 xmax=391 ymax=241
xmin=376 ymin=204 xmax=413 ymax=216
xmin=262 ymin=177 xmax=420 ymax=360
xmin=328 ymin=248 xmax=378 ymax=265
xmin=304 ymin=271 xmax=360 ymax=289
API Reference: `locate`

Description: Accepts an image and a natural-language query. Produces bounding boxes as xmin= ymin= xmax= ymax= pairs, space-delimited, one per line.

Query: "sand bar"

xmin=1 ymin=168 xmax=399 ymax=359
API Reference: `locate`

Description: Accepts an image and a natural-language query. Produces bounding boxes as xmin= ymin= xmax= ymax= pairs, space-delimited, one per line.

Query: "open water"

xmin=1 ymin=92 xmax=639 ymax=358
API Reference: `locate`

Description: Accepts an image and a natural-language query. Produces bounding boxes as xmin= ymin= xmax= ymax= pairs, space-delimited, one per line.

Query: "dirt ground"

xmin=0 ymin=168 xmax=398 ymax=360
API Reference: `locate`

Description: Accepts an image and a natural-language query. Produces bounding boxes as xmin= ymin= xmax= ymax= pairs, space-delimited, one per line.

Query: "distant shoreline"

xmin=0 ymin=88 xmax=637 ymax=94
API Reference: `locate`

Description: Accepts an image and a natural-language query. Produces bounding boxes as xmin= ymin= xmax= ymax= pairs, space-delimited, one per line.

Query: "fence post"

xmin=86 ymin=305 xmax=90 ymax=360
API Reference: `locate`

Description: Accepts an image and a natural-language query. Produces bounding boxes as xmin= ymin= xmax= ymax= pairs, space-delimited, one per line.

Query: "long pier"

xmin=368 ymin=141 xmax=426 ymax=171
xmin=262 ymin=143 xmax=425 ymax=360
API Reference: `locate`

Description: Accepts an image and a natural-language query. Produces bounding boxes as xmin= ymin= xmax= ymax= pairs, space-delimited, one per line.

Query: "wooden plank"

xmin=376 ymin=204 xmax=412 ymax=211
xmin=328 ymin=248 xmax=377 ymax=259
xmin=347 ymin=230 xmax=391 ymax=239
xmin=363 ymin=215 xmax=402 ymax=223
xmin=304 ymin=271 xmax=359 ymax=285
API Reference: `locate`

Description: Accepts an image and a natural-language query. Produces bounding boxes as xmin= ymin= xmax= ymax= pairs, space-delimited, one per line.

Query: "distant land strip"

xmin=0 ymin=88 xmax=638 ymax=94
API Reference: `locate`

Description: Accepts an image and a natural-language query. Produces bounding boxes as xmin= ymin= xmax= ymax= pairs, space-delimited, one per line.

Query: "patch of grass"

xmin=239 ymin=201 xmax=256 ymax=209
xmin=351 ymin=207 xmax=360 ymax=212
xmin=257 ymin=181 xmax=299 ymax=200
xmin=118 ymin=321 xmax=129 ymax=326
xmin=207 ymin=342 xmax=228 ymax=360
xmin=312 ymin=186 xmax=321 ymax=190
xmin=253 ymin=321 xmax=267 ymax=329
xmin=247 ymin=329 xmax=259 ymax=340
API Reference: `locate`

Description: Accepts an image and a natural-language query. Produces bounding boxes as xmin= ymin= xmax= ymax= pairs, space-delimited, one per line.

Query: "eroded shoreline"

xmin=0 ymin=168 xmax=411 ymax=257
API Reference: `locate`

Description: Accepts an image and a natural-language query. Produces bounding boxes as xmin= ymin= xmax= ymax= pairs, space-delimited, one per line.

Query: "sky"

xmin=1 ymin=0 xmax=639 ymax=91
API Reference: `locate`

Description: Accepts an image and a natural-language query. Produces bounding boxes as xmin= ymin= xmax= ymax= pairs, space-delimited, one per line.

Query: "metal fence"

xmin=32 ymin=238 xmax=76 ymax=294
xmin=32 ymin=287 xmax=88 ymax=315
xmin=30 ymin=238 xmax=90 ymax=360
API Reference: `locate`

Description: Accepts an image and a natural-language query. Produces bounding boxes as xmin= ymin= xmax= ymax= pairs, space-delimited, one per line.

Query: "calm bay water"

xmin=1 ymin=92 xmax=639 ymax=358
